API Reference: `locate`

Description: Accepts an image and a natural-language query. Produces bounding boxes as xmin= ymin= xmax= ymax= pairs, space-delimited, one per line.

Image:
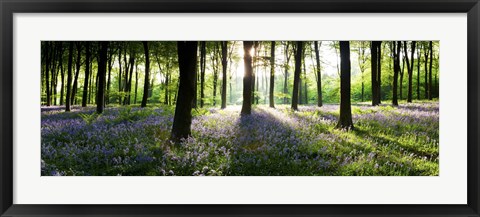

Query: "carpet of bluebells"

xmin=41 ymin=102 xmax=439 ymax=176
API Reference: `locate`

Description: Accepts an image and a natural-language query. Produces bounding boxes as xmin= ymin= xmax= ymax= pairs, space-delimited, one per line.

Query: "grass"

xmin=41 ymin=101 xmax=439 ymax=176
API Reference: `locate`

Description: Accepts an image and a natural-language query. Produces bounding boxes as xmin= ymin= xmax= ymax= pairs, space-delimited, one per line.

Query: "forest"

xmin=41 ymin=41 xmax=439 ymax=176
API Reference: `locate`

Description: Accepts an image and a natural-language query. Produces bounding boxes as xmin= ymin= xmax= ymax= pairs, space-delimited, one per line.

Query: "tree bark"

xmin=370 ymin=41 xmax=382 ymax=105
xmin=314 ymin=41 xmax=322 ymax=107
xmin=403 ymin=41 xmax=416 ymax=103
xmin=81 ymin=42 xmax=90 ymax=107
xmin=392 ymin=41 xmax=401 ymax=106
xmin=45 ymin=42 xmax=51 ymax=106
xmin=106 ymin=45 xmax=114 ymax=105
xmin=65 ymin=42 xmax=74 ymax=112
xmin=337 ymin=41 xmax=354 ymax=130
xmin=283 ymin=42 xmax=291 ymax=104
xmin=269 ymin=41 xmax=276 ymax=108
xmin=416 ymin=44 xmax=421 ymax=100
xmin=59 ymin=43 xmax=65 ymax=106
xmin=118 ymin=44 xmax=123 ymax=104
xmin=291 ymin=41 xmax=303 ymax=111
xmin=221 ymin=41 xmax=228 ymax=109
xmin=424 ymin=42 xmax=429 ymax=99
xmin=141 ymin=41 xmax=150 ymax=107
xmin=96 ymin=42 xmax=108 ymax=114
xmin=400 ymin=54 xmax=405 ymax=100
xmin=134 ymin=63 xmax=139 ymax=104
xmin=71 ymin=42 xmax=82 ymax=105
xmin=241 ymin=41 xmax=254 ymax=115
xmin=200 ymin=41 xmax=206 ymax=108
xmin=428 ymin=41 xmax=433 ymax=100
xmin=171 ymin=41 xmax=198 ymax=142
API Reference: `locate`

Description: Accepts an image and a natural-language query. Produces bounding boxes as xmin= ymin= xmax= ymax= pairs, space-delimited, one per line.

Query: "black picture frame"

xmin=1 ymin=0 xmax=479 ymax=216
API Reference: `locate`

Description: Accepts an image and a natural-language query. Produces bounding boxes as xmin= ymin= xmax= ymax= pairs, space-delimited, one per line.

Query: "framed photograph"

xmin=1 ymin=0 xmax=479 ymax=216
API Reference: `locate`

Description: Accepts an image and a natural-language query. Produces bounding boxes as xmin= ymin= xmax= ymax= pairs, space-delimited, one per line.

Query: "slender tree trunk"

xmin=200 ymin=41 xmax=206 ymax=108
xmin=134 ymin=63 xmax=139 ymax=104
xmin=241 ymin=41 xmax=254 ymax=115
xmin=118 ymin=45 xmax=123 ymax=104
xmin=82 ymin=42 xmax=90 ymax=107
xmin=392 ymin=41 xmax=401 ymax=106
xmin=71 ymin=42 xmax=81 ymax=105
xmin=141 ymin=41 xmax=150 ymax=108
xmin=65 ymin=42 xmax=74 ymax=112
xmin=428 ymin=41 xmax=433 ymax=100
xmin=252 ymin=42 xmax=259 ymax=105
xmin=221 ymin=41 xmax=228 ymax=109
xmin=371 ymin=41 xmax=378 ymax=106
xmin=400 ymin=55 xmax=405 ymax=100
xmin=123 ymin=45 xmax=129 ymax=104
xmin=59 ymin=43 xmax=65 ymax=106
xmin=212 ymin=43 xmax=219 ymax=106
xmin=50 ymin=43 xmax=58 ymax=106
xmin=424 ymin=43 xmax=429 ymax=99
xmin=416 ymin=44 xmax=421 ymax=100
xmin=376 ymin=41 xmax=382 ymax=104
xmin=314 ymin=41 xmax=322 ymax=107
xmin=303 ymin=55 xmax=308 ymax=105
xmin=106 ymin=47 xmax=114 ymax=105
xmin=165 ymin=70 xmax=170 ymax=105
xmin=403 ymin=41 xmax=416 ymax=103
xmin=45 ymin=42 xmax=51 ymax=106
xmin=283 ymin=42 xmax=290 ymax=104
xmin=291 ymin=41 xmax=303 ymax=111
xmin=269 ymin=41 xmax=276 ymax=108
xmin=171 ymin=41 xmax=198 ymax=142
xmin=337 ymin=41 xmax=354 ymax=129
xmin=96 ymin=42 xmax=108 ymax=114
xmin=88 ymin=61 xmax=93 ymax=105
xmin=126 ymin=56 xmax=135 ymax=105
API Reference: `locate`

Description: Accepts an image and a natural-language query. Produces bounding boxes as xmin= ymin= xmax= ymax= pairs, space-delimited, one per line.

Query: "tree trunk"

xmin=96 ymin=42 xmax=108 ymax=114
xmin=59 ymin=43 xmax=65 ymax=106
xmin=200 ymin=41 xmax=206 ymax=108
xmin=171 ymin=41 xmax=198 ymax=142
xmin=81 ymin=42 xmax=90 ymax=107
xmin=314 ymin=41 xmax=322 ymax=107
xmin=241 ymin=41 xmax=254 ymax=115
xmin=123 ymin=45 xmax=129 ymax=105
xmin=126 ymin=55 xmax=135 ymax=105
xmin=424 ymin=43 xmax=429 ymax=99
xmin=65 ymin=42 xmax=74 ymax=112
xmin=45 ymin=42 xmax=51 ymax=106
xmin=269 ymin=41 xmax=276 ymax=108
xmin=134 ymin=63 xmax=139 ymax=104
xmin=212 ymin=43 xmax=219 ymax=106
xmin=371 ymin=41 xmax=378 ymax=106
xmin=303 ymin=53 xmax=308 ymax=105
xmin=221 ymin=41 xmax=228 ymax=109
xmin=106 ymin=46 xmax=114 ymax=105
xmin=71 ymin=42 xmax=81 ymax=105
xmin=370 ymin=41 xmax=382 ymax=105
xmin=165 ymin=70 xmax=169 ymax=105
xmin=416 ymin=44 xmax=421 ymax=100
xmin=291 ymin=41 xmax=303 ymax=111
xmin=337 ymin=41 xmax=354 ymax=130
xmin=376 ymin=41 xmax=382 ymax=104
xmin=141 ymin=41 xmax=150 ymax=108
xmin=392 ymin=41 xmax=401 ymax=106
xmin=50 ymin=43 xmax=58 ymax=106
xmin=428 ymin=41 xmax=433 ymax=100
xmin=403 ymin=41 xmax=416 ymax=103
xmin=283 ymin=42 xmax=290 ymax=104
xmin=400 ymin=54 xmax=405 ymax=100
xmin=118 ymin=45 xmax=123 ymax=104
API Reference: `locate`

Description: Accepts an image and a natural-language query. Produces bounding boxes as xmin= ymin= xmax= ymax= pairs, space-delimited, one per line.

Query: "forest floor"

xmin=41 ymin=101 xmax=439 ymax=176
